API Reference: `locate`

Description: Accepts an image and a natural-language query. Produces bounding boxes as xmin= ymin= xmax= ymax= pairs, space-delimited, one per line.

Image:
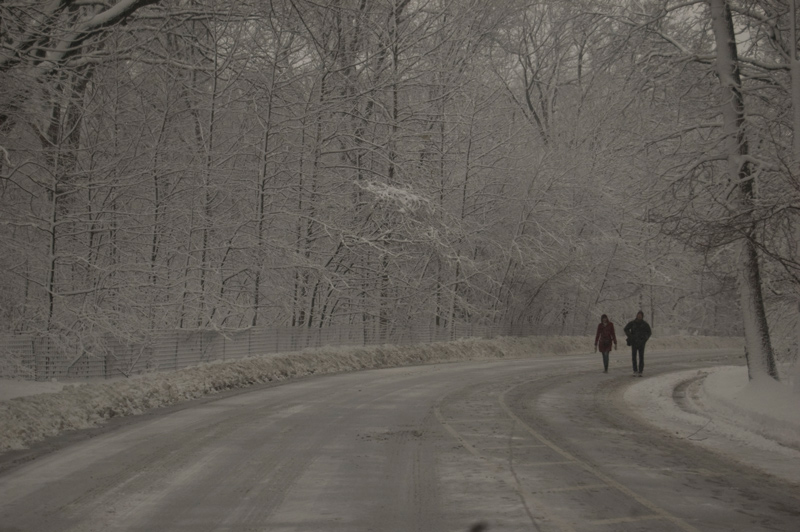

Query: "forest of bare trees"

xmin=1 ymin=1 xmax=798 ymax=378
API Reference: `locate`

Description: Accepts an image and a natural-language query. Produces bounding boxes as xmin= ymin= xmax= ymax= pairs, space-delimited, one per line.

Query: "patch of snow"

xmin=704 ymin=366 xmax=800 ymax=447
xmin=626 ymin=364 xmax=800 ymax=485
xmin=0 ymin=379 xmax=77 ymax=401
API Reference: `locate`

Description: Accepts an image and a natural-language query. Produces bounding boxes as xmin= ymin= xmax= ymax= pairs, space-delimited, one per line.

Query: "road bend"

xmin=1 ymin=349 xmax=798 ymax=531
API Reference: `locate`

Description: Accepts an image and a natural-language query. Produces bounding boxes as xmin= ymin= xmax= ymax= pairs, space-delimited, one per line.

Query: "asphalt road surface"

xmin=1 ymin=349 xmax=798 ymax=532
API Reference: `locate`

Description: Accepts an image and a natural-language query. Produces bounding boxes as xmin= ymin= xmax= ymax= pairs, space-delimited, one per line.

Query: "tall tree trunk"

xmin=709 ymin=0 xmax=779 ymax=380
xmin=42 ymin=69 xmax=89 ymax=331
xmin=253 ymin=100 xmax=273 ymax=327
xmin=196 ymin=68 xmax=218 ymax=328
xmin=791 ymin=0 xmax=800 ymax=162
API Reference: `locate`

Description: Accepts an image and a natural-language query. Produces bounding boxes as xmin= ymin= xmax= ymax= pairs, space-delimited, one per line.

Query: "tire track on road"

xmin=497 ymin=380 xmax=702 ymax=532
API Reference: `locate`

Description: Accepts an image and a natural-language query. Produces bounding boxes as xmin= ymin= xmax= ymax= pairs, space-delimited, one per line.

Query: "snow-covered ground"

xmin=2 ymin=334 xmax=797 ymax=485
xmin=626 ymin=364 xmax=800 ymax=485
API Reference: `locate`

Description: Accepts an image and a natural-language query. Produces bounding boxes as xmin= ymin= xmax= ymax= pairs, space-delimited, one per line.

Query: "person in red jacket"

xmin=594 ymin=314 xmax=617 ymax=373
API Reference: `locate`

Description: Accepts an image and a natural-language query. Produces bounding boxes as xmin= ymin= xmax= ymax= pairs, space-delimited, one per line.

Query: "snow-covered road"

xmin=1 ymin=349 xmax=798 ymax=531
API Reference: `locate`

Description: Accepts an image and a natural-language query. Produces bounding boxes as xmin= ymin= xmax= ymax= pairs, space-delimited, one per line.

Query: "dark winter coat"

xmin=623 ymin=318 xmax=651 ymax=348
xmin=595 ymin=322 xmax=617 ymax=353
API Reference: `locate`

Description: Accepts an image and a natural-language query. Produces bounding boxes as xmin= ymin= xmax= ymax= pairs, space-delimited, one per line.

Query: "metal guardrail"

xmin=0 ymin=323 xmax=546 ymax=381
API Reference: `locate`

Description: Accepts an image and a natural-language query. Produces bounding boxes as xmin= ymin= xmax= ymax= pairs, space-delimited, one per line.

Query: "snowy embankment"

xmin=700 ymin=366 xmax=800 ymax=450
xmin=0 ymin=335 xmax=740 ymax=453
xmin=625 ymin=364 xmax=800 ymax=484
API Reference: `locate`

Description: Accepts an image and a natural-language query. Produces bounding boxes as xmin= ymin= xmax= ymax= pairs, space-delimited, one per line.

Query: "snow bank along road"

xmin=1 ymin=350 xmax=798 ymax=531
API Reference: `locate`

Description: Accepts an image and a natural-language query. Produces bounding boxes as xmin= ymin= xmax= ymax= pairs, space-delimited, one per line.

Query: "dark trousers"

xmin=631 ymin=345 xmax=645 ymax=373
xmin=601 ymin=351 xmax=610 ymax=371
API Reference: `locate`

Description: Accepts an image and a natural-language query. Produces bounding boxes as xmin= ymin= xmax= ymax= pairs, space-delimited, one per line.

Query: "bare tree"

xmin=0 ymin=0 xmax=754 ymax=368
xmin=616 ymin=0 xmax=794 ymax=377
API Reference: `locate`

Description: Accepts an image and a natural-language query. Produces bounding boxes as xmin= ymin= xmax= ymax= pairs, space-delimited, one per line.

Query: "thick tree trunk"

xmin=709 ymin=0 xmax=779 ymax=380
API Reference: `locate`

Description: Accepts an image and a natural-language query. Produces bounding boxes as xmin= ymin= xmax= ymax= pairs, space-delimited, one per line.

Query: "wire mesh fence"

xmin=0 ymin=322 xmax=550 ymax=381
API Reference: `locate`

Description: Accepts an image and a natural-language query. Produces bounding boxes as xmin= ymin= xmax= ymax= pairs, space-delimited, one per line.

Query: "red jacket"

xmin=595 ymin=322 xmax=617 ymax=352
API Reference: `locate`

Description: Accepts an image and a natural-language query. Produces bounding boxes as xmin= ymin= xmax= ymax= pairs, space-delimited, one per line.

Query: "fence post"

xmin=32 ymin=337 xmax=39 ymax=381
xmin=174 ymin=333 xmax=179 ymax=371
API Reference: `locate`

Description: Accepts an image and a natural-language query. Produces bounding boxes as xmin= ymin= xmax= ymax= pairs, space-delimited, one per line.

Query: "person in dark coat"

xmin=624 ymin=311 xmax=651 ymax=377
xmin=594 ymin=314 xmax=617 ymax=373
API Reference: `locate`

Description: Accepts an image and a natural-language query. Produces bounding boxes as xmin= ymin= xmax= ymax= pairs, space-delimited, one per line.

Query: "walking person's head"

xmin=600 ymin=314 xmax=608 ymax=324
xmin=636 ymin=311 xmax=644 ymax=321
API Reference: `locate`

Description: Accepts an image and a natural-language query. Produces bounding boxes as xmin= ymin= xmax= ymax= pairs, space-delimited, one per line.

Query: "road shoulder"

xmin=624 ymin=367 xmax=800 ymax=486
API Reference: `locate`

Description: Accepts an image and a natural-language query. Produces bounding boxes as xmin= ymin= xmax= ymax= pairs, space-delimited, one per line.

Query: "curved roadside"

xmin=624 ymin=366 xmax=800 ymax=486
xmin=1 ymin=335 xmax=741 ymax=454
